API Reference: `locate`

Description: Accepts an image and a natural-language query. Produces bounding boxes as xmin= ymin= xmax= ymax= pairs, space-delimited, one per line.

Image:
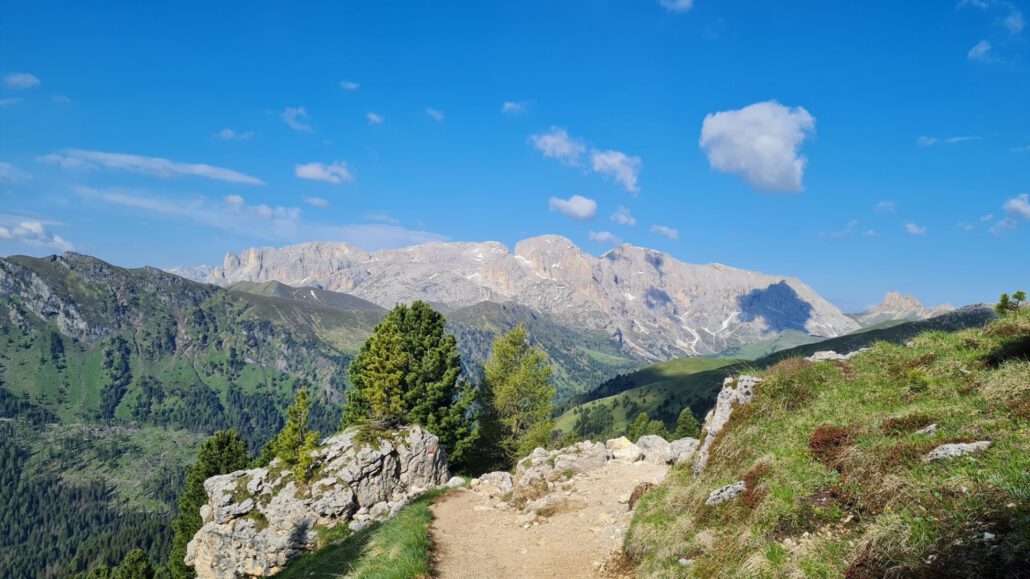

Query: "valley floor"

xmin=431 ymin=460 xmax=669 ymax=578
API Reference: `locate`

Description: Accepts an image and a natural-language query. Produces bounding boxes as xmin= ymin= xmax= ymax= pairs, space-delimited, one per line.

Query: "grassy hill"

xmin=626 ymin=309 xmax=1030 ymax=577
xmin=557 ymin=306 xmax=997 ymax=438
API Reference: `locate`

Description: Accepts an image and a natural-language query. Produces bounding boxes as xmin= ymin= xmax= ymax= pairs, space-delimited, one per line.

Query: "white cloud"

xmin=959 ymin=0 xmax=989 ymax=8
xmin=0 ymin=218 xmax=73 ymax=250
xmin=425 ymin=107 xmax=445 ymax=122
xmin=861 ymin=229 xmax=878 ymax=237
xmin=282 ymin=107 xmax=313 ymax=132
xmin=0 ymin=97 xmax=21 ymax=106
xmin=981 ymin=213 xmax=994 ymax=222
xmin=295 ymin=161 xmax=355 ymax=185
xmin=650 ymin=224 xmax=679 ymax=239
xmin=502 ymin=101 xmax=526 ymax=115
xmin=700 ymin=100 xmax=815 ymax=192
xmin=875 ymin=200 xmax=896 ymax=212
xmin=1004 ymin=193 xmax=1030 ymax=218
xmin=4 ymin=73 xmax=40 ymax=89
xmin=216 ymin=128 xmax=254 ymax=141
xmin=0 ymin=161 xmax=30 ymax=182
xmin=917 ymin=135 xmax=980 ymax=146
xmin=1005 ymin=7 xmax=1025 ymax=33
xmin=588 ymin=230 xmax=621 ymax=245
xmin=991 ymin=217 xmax=1018 ymax=235
xmin=905 ymin=222 xmax=927 ymax=235
xmin=1011 ymin=145 xmax=1030 ymax=153
xmin=591 ymin=149 xmax=642 ymax=194
xmin=658 ymin=0 xmax=694 ymax=12
xmin=531 ymin=126 xmax=586 ymax=165
xmin=957 ymin=222 xmax=975 ymax=231
xmin=40 ymin=149 xmax=265 ymax=185
xmin=339 ymin=80 xmax=360 ymax=91
xmin=367 ymin=112 xmax=384 ymax=125
xmin=303 ymin=196 xmax=329 ymax=208
xmin=830 ymin=219 xmax=859 ymax=238
xmin=968 ymin=40 xmax=992 ymax=61
xmin=52 ymin=95 xmax=71 ymax=104
xmin=610 ymin=206 xmax=636 ymax=226
xmin=548 ymin=195 xmax=597 ymax=220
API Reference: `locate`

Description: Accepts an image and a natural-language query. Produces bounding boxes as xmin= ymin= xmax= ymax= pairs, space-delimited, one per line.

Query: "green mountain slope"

xmin=626 ymin=309 xmax=1030 ymax=577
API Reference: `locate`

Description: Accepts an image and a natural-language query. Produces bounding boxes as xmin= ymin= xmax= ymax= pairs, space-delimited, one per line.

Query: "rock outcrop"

xmin=178 ymin=235 xmax=860 ymax=359
xmin=185 ymin=426 xmax=449 ymax=578
xmin=852 ymin=291 xmax=955 ymax=327
xmin=924 ymin=441 xmax=991 ymax=461
xmin=693 ymin=375 xmax=762 ymax=474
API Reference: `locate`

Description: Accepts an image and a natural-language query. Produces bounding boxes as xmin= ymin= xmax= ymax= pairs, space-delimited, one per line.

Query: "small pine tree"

xmin=113 ymin=549 xmax=155 ymax=579
xmin=169 ymin=430 xmax=249 ymax=579
xmin=354 ymin=320 xmax=409 ymax=428
xmin=1013 ymin=290 xmax=1027 ymax=309
xmin=267 ymin=388 xmax=320 ymax=482
xmin=997 ymin=293 xmax=1012 ymax=316
xmin=485 ymin=325 xmax=555 ymax=463
xmin=629 ymin=411 xmax=670 ymax=441
xmin=673 ymin=407 xmax=701 ymax=439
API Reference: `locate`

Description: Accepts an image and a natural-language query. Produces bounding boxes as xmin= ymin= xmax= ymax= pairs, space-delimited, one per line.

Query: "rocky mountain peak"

xmin=852 ymin=291 xmax=956 ymax=327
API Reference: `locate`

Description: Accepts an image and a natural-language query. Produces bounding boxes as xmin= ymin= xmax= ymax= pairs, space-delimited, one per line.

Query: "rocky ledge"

xmin=185 ymin=426 xmax=450 ymax=579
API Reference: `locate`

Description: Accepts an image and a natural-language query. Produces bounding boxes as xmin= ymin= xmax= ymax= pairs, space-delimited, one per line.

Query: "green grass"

xmin=625 ymin=309 xmax=1030 ymax=578
xmin=276 ymin=488 xmax=446 ymax=578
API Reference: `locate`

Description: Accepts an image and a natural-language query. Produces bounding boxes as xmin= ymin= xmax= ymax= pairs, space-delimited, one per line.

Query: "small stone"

xmin=915 ymin=423 xmax=938 ymax=436
xmin=984 ymin=532 xmax=996 ymax=542
xmin=705 ymin=480 xmax=746 ymax=506
xmin=924 ymin=441 xmax=991 ymax=461
xmin=678 ymin=558 xmax=693 ymax=566
xmin=445 ymin=476 xmax=465 ymax=488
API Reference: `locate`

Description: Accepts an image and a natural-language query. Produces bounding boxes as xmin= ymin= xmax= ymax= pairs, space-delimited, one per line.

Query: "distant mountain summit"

xmin=175 ymin=235 xmax=861 ymax=359
xmin=851 ymin=291 xmax=955 ymax=327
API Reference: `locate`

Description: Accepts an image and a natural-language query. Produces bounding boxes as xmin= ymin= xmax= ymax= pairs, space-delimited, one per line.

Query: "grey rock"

xmin=185 ymin=426 xmax=449 ymax=579
xmin=445 ymin=476 xmax=466 ymax=488
xmin=915 ymin=423 xmax=939 ymax=436
xmin=668 ymin=437 xmax=700 ymax=465
xmin=705 ymin=481 xmax=747 ymax=506
xmin=805 ymin=348 xmax=869 ymax=362
xmin=514 ymin=440 xmax=610 ymax=499
xmin=925 ymin=441 xmax=991 ymax=461
xmin=636 ymin=435 xmax=673 ymax=464
xmin=470 ymin=472 xmax=514 ymax=498
xmin=693 ymin=376 xmax=761 ymax=474
xmin=605 ymin=437 xmax=643 ymax=462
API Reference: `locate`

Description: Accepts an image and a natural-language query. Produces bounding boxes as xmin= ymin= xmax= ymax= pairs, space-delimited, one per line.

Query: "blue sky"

xmin=1 ymin=0 xmax=1028 ymax=312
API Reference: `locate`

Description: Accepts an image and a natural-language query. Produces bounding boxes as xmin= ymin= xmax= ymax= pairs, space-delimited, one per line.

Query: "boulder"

xmin=606 ymin=437 xmax=643 ymax=462
xmin=185 ymin=426 xmax=449 ymax=579
xmin=705 ymin=480 xmax=746 ymax=506
xmin=668 ymin=437 xmax=700 ymax=465
xmin=513 ymin=441 xmax=609 ymax=499
xmin=925 ymin=441 xmax=991 ymax=461
xmin=470 ymin=471 xmax=514 ymax=498
xmin=636 ymin=435 xmax=673 ymax=464
xmin=693 ymin=375 xmax=761 ymax=474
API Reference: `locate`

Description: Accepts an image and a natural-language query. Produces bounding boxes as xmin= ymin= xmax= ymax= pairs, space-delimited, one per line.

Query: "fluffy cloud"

xmin=502 ymin=101 xmax=526 ymax=115
xmin=295 ymin=162 xmax=355 ymax=185
xmin=1004 ymin=193 xmax=1030 ymax=218
xmin=303 ymin=196 xmax=329 ymax=208
xmin=1006 ymin=7 xmax=1025 ymax=33
xmin=216 ymin=128 xmax=254 ymax=141
xmin=650 ymin=224 xmax=679 ymax=239
xmin=658 ymin=0 xmax=694 ymax=12
xmin=905 ymin=222 xmax=927 ymax=235
xmin=282 ymin=107 xmax=313 ymax=132
xmin=0 ymin=161 xmax=30 ymax=182
xmin=968 ymin=40 xmax=992 ymax=61
xmin=425 ymin=107 xmax=445 ymax=122
xmin=990 ymin=218 xmax=1018 ymax=235
xmin=588 ymin=230 xmax=621 ymax=245
xmin=0 ymin=219 xmax=73 ymax=250
xmin=531 ymin=127 xmax=586 ymax=165
xmin=610 ymin=206 xmax=636 ymax=226
xmin=700 ymin=101 xmax=815 ymax=192
xmin=591 ymin=150 xmax=642 ymax=194
xmin=4 ymin=73 xmax=40 ymax=89
xmin=367 ymin=112 xmax=384 ymax=125
xmin=339 ymin=80 xmax=360 ymax=91
xmin=875 ymin=200 xmax=896 ymax=212
xmin=548 ymin=195 xmax=597 ymax=220
xmin=40 ymin=149 xmax=264 ymax=185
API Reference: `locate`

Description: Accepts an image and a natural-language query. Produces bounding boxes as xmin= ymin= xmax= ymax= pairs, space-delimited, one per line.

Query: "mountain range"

xmin=171 ymin=235 xmax=863 ymax=361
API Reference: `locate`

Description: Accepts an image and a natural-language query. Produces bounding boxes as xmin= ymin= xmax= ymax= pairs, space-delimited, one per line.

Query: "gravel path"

xmin=431 ymin=460 xmax=668 ymax=579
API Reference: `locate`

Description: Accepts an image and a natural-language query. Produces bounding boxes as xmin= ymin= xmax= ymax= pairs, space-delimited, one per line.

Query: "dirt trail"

xmin=431 ymin=460 xmax=668 ymax=579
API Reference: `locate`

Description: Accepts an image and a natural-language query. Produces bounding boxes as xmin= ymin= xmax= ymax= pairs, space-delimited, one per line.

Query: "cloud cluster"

xmin=282 ymin=107 xmax=313 ymax=132
xmin=0 ymin=219 xmax=73 ymax=250
xmin=502 ymin=101 xmax=526 ymax=115
xmin=548 ymin=195 xmax=597 ymax=220
xmin=367 ymin=112 xmax=384 ymax=125
xmin=610 ymin=206 xmax=636 ymax=226
xmin=875 ymin=200 xmax=896 ymax=212
xmin=588 ymin=230 xmax=621 ymax=245
xmin=216 ymin=128 xmax=254 ymax=141
xmin=4 ymin=73 xmax=40 ymax=89
xmin=700 ymin=101 xmax=815 ymax=192
xmin=531 ymin=127 xmax=642 ymax=193
xmin=650 ymin=224 xmax=679 ymax=240
xmin=40 ymin=149 xmax=265 ymax=185
xmin=339 ymin=80 xmax=360 ymax=91
xmin=295 ymin=162 xmax=355 ymax=185
xmin=425 ymin=108 xmax=445 ymax=122
xmin=658 ymin=0 xmax=694 ymax=12
xmin=905 ymin=222 xmax=927 ymax=235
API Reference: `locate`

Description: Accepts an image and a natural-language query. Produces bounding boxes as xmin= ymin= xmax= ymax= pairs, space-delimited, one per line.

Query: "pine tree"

xmin=629 ymin=411 xmax=670 ymax=441
xmin=267 ymin=388 xmax=320 ymax=481
xmin=485 ymin=325 xmax=555 ymax=463
xmin=344 ymin=302 xmax=479 ymax=469
xmin=168 ymin=430 xmax=249 ymax=579
xmin=673 ymin=407 xmax=701 ymax=439
xmin=997 ymin=293 xmax=1012 ymax=316
xmin=112 ymin=549 xmax=154 ymax=579
xmin=1013 ymin=290 xmax=1027 ymax=309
